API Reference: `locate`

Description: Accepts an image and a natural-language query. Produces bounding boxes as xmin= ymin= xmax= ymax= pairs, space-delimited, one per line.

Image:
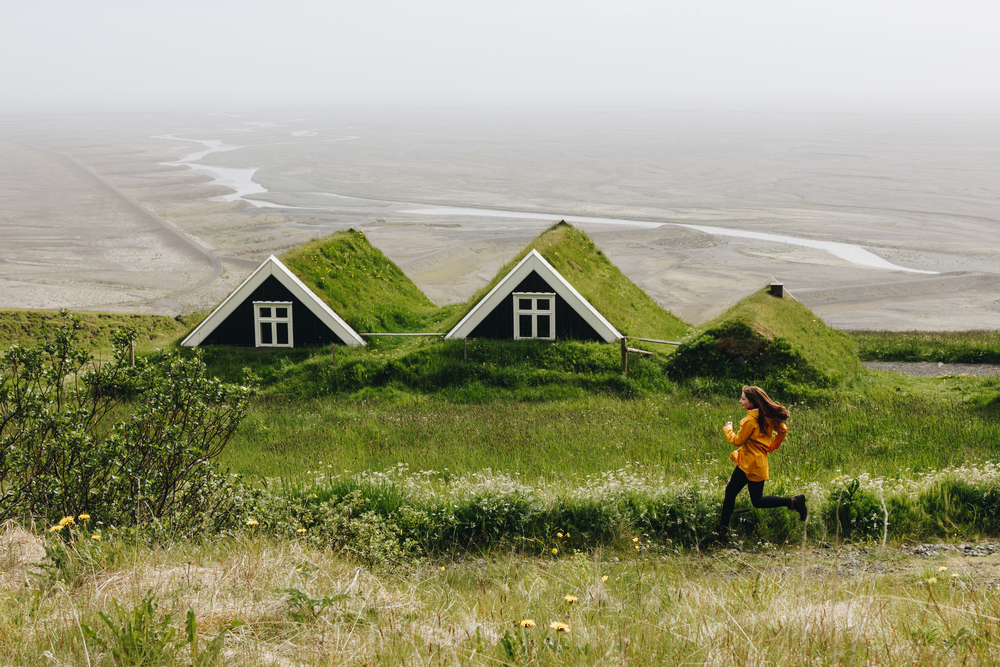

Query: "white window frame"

xmin=513 ymin=292 xmax=556 ymax=340
xmin=254 ymin=301 xmax=294 ymax=348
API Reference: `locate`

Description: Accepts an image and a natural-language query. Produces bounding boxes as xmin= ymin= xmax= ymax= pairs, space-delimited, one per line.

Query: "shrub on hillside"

xmin=665 ymin=320 xmax=828 ymax=387
xmin=0 ymin=311 xmax=256 ymax=530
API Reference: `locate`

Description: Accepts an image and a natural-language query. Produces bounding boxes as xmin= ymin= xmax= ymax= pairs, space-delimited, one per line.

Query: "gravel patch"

xmin=862 ymin=361 xmax=1000 ymax=376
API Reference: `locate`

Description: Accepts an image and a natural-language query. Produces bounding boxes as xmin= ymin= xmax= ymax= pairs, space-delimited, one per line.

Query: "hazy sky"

xmin=2 ymin=0 xmax=998 ymax=114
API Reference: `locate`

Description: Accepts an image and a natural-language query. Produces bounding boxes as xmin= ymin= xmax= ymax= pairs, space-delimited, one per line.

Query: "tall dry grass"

xmin=4 ymin=524 xmax=1000 ymax=665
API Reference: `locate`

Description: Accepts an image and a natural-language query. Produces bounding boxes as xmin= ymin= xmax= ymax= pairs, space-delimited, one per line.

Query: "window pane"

xmin=537 ymin=315 xmax=551 ymax=338
xmin=519 ymin=314 xmax=533 ymax=338
xmin=518 ymin=298 xmax=532 ymax=310
xmin=536 ymin=299 xmax=550 ymax=311
xmin=259 ymin=307 xmax=271 ymax=318
xmin=260 ymin=322 xmax=272 ymax=345
xmin=275 ymin=307 xmax=288 ymax=318
xmin=276 ymin=322 xmax=289 ymax=345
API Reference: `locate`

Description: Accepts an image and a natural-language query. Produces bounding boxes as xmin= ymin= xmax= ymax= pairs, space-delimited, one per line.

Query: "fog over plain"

xmin=2 ymin=1 xmax=999 ymax=113
xmin=1 ymin=1 xmax=999 ymax=330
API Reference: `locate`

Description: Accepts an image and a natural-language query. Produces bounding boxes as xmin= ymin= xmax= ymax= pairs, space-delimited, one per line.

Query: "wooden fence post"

xmin=620 ymin=336 xmax=627 ymax=377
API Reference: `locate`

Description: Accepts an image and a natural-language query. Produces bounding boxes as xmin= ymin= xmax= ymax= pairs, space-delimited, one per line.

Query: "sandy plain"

xmin=1 ymin=110 xmax=998 ymax=330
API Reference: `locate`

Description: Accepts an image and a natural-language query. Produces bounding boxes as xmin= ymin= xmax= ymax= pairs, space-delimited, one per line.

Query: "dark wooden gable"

xmin=468 ymin=270 xmax=602 ymax=341
xmin=201 ymin=275 xmax=347 ymax=347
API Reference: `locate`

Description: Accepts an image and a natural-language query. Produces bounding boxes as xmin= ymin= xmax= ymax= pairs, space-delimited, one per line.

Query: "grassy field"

xmin=6 ymin=528 xmax=1000 ymax=665
xmin=3 ymin=305 xmax=1000 ymax=664
xmin=850 ymin=330 xmax=1000 ymax=364
xmin=225 ymin=376 xmax=1000 ymax=484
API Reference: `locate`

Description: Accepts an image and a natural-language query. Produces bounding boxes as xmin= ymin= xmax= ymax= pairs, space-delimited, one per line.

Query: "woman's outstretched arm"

xmin=768 ymin=429 xmax=787 ymax=452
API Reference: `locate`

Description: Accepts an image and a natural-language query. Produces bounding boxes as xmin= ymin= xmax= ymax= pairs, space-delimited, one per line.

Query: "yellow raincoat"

xmin=723 ymin=409 xmax=788 ymax=482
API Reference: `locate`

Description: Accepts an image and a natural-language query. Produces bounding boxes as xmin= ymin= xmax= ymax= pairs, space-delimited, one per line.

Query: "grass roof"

xmin=281 ymin=230 xmax=457 ymax=333
xmin=442 ymin=221 xmax=690 ymax=340
xmin=673 ymin=288 xmax=861 ymax=386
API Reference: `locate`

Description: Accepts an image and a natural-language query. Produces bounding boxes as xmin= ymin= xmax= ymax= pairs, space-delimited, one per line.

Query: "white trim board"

xmin=181 ymin=255 xmax=365 ymax=347
xmin=445 ymin=250 xmax=621 ymax=342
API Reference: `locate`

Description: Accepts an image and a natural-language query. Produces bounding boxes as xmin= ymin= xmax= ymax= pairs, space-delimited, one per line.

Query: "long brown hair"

xmin=742 ymin=385 xmax=790 ymax=435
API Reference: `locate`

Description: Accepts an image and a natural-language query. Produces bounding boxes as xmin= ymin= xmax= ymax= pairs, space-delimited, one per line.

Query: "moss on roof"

xmin=667 ymin=288 xmax=860 ymax=385
xmin=281 ymin=229 xmax=456 ymax=333
xmin=442 ymin=221 xmax=689 ymax=340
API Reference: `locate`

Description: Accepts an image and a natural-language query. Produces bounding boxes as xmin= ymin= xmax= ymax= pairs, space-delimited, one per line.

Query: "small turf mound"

xmin=282 ymin=230 xmax=456 ymax=333
xmin=442 ymin=221 xmax=689 ymax=340
xmin=666 ymin=288 xmax=860 ymax=387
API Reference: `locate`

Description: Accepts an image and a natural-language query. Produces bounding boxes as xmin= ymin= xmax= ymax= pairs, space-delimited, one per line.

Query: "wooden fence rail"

xmin=620 ymin=335 xmax=682 ymax=377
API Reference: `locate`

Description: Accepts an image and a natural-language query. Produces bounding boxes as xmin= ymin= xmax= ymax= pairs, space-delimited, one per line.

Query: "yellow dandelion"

xmin=927 ymin=577 xmax=938 ymax=584
xmin=48 ymin=525 xmax=64 ymax=533
xmin=58 ymin=516 xmax=75 ymax=527
xmin=602 ymin=575 xmax=609 ymax=582
xmin=632 ymin=537 xmax=639 ymax=542
xmin=549 ymin=622 xmax=570 ymax=633
xmin=78 ymin=514 xmax=90 ymax=521
xmin=551 ymin=548 xmax=558 ymax=555
xmin=565 ymin=532 xmax=570 ymax=537
xmin=91 ymin=534 xmax=101 ymax=541
xmin=938 ymin=566 xmax=948 ymax=572
xmin=557 ymin=532 xmax=563 ymax=538
xmin=297 ymin=528 xmax=307 ymax=533
xmin=635 ymin=545 xmax=640 ymax=550
xmin=295 ymin=568 xmax=302 ymax=572
xmin=519 ymin=619 xmax=536 ymax=628
xmin=440 ymin=566 xmax=446 ymax=571
xmin=246 ymin=519 xmax=258 ymax=526
xmin=951 ymin=573 xmax=960 ymax=578
xmin=565 ymin=595 xmax=578 ymax=604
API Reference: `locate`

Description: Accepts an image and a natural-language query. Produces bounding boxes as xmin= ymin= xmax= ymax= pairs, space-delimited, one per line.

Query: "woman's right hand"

xmin=725 ymin=421 xmax=733 ymax=429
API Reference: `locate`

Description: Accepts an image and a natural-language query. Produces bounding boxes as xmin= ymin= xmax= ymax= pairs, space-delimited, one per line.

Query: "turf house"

xmin=446 ymin=249 xmax=621 ymax=342
xmin=181 ymin=255 xmax=365 ymax=348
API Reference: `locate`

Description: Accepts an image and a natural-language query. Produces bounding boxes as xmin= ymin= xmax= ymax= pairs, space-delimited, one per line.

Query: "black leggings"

xmin=720 ymin=467 xmax=790 ymax=526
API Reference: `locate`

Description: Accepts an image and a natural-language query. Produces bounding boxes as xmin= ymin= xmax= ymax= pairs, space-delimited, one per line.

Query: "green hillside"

xmin=443 ymin=221 xmax=689 ymax=340
xmin=0 ymin=309 xmax=188 ymax=355
xmin=666 ymin=288 xmax=860 ymax=386
xmin=281 ymin=230 xmax=456 ymax=333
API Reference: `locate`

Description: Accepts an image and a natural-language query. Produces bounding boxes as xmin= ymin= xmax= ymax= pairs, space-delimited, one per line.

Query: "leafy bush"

xmin=824 ymin=478 xmax=885 ymax=541
xmin=665 ymin=320 xmax=826 ymax=386
xmin=260 ymin=487 xmax=422 ymax=571
xmin=0 ymin=311 xmax=256 ymax=529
